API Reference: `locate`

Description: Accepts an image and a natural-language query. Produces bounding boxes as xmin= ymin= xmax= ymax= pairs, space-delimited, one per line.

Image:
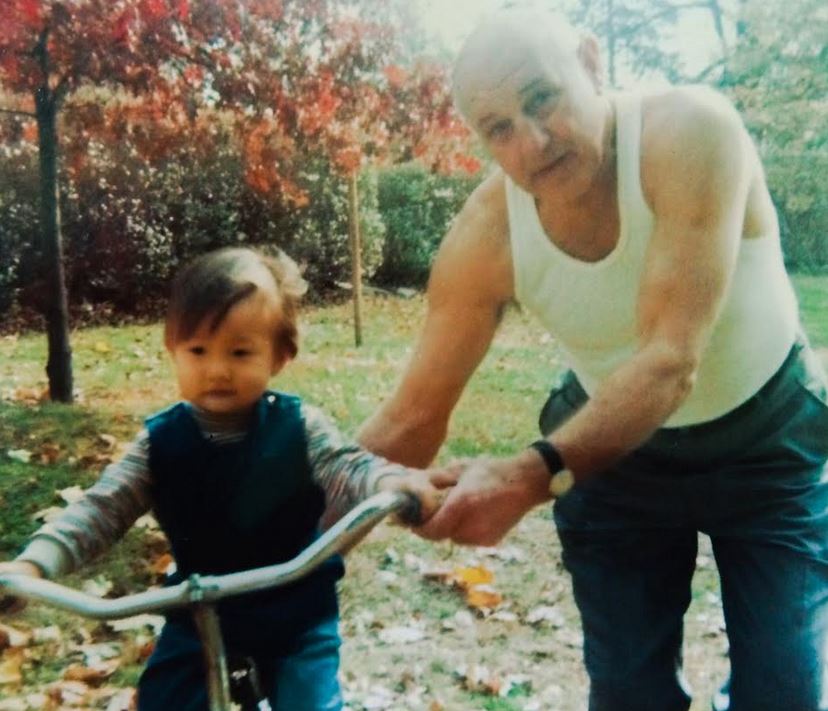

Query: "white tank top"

xmin=506 ymin=92 xmax=799 ymax=427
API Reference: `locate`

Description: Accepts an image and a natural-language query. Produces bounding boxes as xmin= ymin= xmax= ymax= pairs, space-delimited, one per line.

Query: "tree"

xmin=0 ymin=0 xmax=477 ymax=397
xmin=561 ymin=0 xmax=736 ymax=86
xmin=724 ymin=0 xmax=828 ymax=268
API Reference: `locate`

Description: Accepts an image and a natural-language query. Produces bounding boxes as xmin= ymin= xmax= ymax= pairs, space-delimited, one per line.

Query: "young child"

xmin=0 ymin=247 xmax=444 ymax=710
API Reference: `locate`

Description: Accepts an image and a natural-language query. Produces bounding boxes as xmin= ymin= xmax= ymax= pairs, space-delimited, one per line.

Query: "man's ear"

xmin=577 ymin=34 xmax=603 ymax=92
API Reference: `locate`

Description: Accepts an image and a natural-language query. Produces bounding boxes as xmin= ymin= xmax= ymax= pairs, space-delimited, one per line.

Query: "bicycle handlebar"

xmin=0 ymin=490 xmax=417 ymax=620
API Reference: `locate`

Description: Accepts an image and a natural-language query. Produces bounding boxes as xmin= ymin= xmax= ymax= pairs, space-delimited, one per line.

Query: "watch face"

xmin=549 ymin=469 xmax=575 ymax=497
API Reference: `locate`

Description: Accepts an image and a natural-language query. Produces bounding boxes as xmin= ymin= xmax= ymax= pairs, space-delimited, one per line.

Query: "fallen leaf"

xmin=526 ymin=605 xmax=565 ymax=628
xmin=94 ymin=341 xmax=112 ymax=354
xmin=46 ymin=679 xmax=90 ymax=705
xmin=149 ymin=553 xmax=174 ymax=576
xmin=62 ymin=660 xmax=119 ymax=686
xmin=37 ymin=443 xmax=61 ymax=465
xmin=465 ymin=584 xmax=503 ymax=610
xmin=97 ymin=434 xmax=118 ymax=451
xmin=6 ymin=450 xmax=31 ymax=464
xmin=105 ymin=615 xmax=165 ymax=635
xmin=377 ymin=625 xmax=426 ymax=645
xmin=451 ymin=565 xmax=494 ymax=590
xmin=0 ymin=648 xmax=24 ymax=686
xmin=32 ymin=626 xmax=61 ymax=644
xmin=103 ymin=688 xmax=137 ymax=711
xmin=0 ymin=624 xmax=32 ymax=648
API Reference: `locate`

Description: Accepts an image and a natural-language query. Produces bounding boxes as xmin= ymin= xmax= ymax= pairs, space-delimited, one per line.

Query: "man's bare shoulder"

xmin=641 ymin=85 xmax=745 ymax=154
xmin=431 ymin=169 xmax=514 ymax=304
xmin=639 ymin=86 xmax=749 ymax=205
xmin=449 ymin=169 xmax=509 ymax=249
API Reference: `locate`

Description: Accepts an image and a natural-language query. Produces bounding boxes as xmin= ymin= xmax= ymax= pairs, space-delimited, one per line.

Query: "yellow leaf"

xmin=465 ymin=585 xmax=503 ymax=610
xmin=451 ymin=565 xmax=494 ymax=590
xmin=94 ymin=342 xmax=111 ymax=354
xmin=0 ymin=648 xmax=24 ymax=686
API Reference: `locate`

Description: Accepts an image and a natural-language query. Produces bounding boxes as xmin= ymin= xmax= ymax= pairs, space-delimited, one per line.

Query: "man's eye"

xmin=488 ymin=121 xmax=513 ymax=141
xmin=526 ymin=90 xmax=555 ymax=115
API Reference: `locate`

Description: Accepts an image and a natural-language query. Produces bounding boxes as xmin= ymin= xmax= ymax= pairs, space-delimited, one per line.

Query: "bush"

xmin=281 ymin=157 xmax=385 ymax=293
xmin=373 ymin=163 xmax=480 ymax=288
xmin=0 ymin=143 xmax=41 ymax=314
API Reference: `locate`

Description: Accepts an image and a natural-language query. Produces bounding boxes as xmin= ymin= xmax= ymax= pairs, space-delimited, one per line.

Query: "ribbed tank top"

xmin=506 ymin=92 xmax=799 ymax=426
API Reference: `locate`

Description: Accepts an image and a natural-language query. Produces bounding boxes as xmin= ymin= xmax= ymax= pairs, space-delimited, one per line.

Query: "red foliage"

xmin=0 ymin=0 xmax=478 ymax=207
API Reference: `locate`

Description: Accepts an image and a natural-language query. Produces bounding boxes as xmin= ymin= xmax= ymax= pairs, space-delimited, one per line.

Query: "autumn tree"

xmin=0 ymin=0 xmax=476 ymax=398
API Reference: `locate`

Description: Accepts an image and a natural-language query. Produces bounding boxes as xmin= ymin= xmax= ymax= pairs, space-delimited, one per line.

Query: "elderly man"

xmin=358 ymin=8 xmax=828 ymax=711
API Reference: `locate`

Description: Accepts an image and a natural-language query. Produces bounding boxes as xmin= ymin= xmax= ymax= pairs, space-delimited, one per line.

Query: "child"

xmin=0 ymin=247 xmax=444 ymax=710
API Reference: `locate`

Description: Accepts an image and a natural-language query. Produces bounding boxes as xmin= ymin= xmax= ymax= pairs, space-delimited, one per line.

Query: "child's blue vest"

xmin=145 ymin=391 xmax=343 ymax=656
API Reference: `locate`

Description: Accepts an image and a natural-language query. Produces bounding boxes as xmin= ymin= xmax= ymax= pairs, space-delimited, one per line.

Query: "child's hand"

xmin=0 ymin=560 xmax=43 ymax=615
xmin=376 ymin=463 xmax=463 ymax=525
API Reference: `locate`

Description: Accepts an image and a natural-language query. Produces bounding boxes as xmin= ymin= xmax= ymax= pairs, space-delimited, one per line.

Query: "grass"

xmin=0 ymin=272 xmax=825 ymax=709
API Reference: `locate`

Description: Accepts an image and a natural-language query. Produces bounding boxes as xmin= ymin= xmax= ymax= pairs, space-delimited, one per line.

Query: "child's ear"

xmin=270 ymin=350 xmax=290 ymax=375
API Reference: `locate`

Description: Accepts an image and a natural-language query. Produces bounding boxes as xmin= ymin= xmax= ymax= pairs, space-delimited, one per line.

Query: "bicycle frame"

xmin=0 ymin=490 xmax=416 ymax=711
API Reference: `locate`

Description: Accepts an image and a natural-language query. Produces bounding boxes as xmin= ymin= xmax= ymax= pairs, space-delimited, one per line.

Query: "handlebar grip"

xmin=394 ymin=491 xmax=423 ymax=526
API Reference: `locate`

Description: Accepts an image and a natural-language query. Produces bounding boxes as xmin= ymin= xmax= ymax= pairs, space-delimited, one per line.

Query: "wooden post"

xmin=347 ymin=170 xmax=363 ymax=347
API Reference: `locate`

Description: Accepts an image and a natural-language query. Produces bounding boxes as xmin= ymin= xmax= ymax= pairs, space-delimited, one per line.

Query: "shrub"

xmin=374 ymin=163 xmax=480 ymax=288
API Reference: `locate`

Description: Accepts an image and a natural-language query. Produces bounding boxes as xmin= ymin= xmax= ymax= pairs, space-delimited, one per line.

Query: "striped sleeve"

xmin=17 ymin=430 xmax=154 ymax=577
xmin=302 ymin=403 xmax=411 ymax=524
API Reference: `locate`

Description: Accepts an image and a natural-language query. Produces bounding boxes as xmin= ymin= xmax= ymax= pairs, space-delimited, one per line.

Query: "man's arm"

xmin=357 ymin=172 xmax=514 ymax=467
xmin=540 ymin=87 xmax=752 ymax=477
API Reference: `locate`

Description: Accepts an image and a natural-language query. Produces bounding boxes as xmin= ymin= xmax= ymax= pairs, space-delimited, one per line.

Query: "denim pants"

xmin=543 ymin=340 xmax=828 ymax=711
xmin=137 ymin=613 xmax=343 ymax=710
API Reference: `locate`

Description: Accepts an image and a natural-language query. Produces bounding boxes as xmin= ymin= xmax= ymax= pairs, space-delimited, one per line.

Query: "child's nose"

xmin=207 ymin=357 xmax=231 ymax=380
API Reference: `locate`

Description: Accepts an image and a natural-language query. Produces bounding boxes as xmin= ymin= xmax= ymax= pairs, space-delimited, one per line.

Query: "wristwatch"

xmin=528 ymin=440 xmax=575 ymax=497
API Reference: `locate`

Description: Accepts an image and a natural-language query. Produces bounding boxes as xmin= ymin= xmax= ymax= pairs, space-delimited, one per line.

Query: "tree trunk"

xmin=35 ymin=86 xmax=73 ymax=403
xmin=605 ymin=0 xmax=617 ymax=87
xmin=347 ymin=171 xmax=363 ymax=347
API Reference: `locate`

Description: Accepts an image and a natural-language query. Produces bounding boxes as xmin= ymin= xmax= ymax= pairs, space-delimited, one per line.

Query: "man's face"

xmin=169 ymin=289 xmax=285 ymax=415
xmin=455 ymin=33 xmax=607 ymax=200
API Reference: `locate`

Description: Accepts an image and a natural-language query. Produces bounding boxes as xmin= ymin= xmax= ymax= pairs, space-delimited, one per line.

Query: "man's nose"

xmin=517 ymin=117 xmax=550 ymax=155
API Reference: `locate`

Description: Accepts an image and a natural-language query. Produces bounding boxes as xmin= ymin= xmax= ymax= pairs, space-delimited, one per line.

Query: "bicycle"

xmin=0 ymin=489 xmax=419 ymax=711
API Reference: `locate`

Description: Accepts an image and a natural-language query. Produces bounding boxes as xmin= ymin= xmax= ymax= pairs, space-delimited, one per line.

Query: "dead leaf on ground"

xmin=0 ymin=648 xmax=25 ymax=686
xmin=451 ymin=565 xmax=494 ymax=590
xmin=37 ymin=443 xmax=61 ymax=465
xmin=62 ymin=659 xmax=119 ymax=686
xmin=465 ymin=584 xmax=503 ymax=611
xmin=0 ymin=623 xmax=32 ymax=648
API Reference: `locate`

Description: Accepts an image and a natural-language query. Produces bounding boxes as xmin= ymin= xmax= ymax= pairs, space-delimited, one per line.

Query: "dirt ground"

xmin=338 ymin=507 xmax=729 ymax=711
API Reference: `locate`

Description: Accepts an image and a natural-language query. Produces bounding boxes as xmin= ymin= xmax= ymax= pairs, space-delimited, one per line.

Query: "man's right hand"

xmin=0 ymin=560 xmax=43 ymax=615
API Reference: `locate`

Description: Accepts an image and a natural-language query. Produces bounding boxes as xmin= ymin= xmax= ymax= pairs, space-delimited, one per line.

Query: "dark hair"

xmin=164 ymin=247 xmax=307 ymax=359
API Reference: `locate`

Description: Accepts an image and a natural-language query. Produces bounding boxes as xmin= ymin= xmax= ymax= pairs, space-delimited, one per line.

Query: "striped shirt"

xmin=18 ymin=402 xmax=410 ymax=578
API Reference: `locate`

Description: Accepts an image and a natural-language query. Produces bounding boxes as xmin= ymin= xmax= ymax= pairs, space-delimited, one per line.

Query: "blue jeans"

xmin=137 ymin=613 xmax=342 ymax=710
xmin=543 ymin=340 xmax=828 ymax=711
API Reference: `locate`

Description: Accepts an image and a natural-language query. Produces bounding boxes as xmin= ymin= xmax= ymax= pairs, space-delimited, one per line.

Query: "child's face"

xmin=168 ymin=290 xmax=285 ymax=415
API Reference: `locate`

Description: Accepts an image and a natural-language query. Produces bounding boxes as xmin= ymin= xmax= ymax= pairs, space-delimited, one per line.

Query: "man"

xmin=357 ymin=8 xmax=828 ymax=711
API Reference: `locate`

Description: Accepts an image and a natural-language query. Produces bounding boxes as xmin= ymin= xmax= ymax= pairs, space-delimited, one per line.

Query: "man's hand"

xmin=0 ymin=560 xmax=43 ymax=615
xmin=415 ymin=453 xmax=552 ymax=546
xmin=376 ymin=463 xmax=463 ymax=525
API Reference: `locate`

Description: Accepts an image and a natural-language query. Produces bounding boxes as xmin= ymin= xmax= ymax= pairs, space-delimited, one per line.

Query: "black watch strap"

xmin=528 ymin=439 xmax=564 ymax=476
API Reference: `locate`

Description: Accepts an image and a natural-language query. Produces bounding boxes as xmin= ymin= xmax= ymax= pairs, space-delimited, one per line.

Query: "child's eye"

xmin=232 ymin=349 xmax=251 ymax=358
xmin=189 ymin=346 xmax=205 ymax=356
